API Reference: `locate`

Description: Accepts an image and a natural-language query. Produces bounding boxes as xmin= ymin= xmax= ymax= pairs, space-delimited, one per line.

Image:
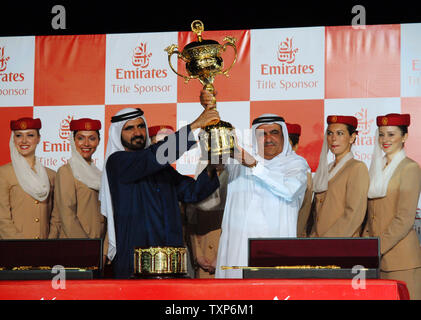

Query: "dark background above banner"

xmin=1 ymin=0 xmax=420 ymax=36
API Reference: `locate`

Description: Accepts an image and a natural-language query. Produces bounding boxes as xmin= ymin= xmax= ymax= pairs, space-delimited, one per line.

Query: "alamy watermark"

xmin=351 ymin=5 xmax=366 ymax=30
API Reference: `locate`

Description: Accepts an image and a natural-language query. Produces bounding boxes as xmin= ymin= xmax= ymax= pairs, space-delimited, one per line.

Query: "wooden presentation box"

xmin=0 ymin=239 xmax=103 ymax=280
xmin=243 ymin=237 xmax=379 ymax=279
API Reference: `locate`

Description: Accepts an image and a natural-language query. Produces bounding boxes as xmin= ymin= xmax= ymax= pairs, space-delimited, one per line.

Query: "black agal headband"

xmin=111 ymin=108 xmax=144 ymax=123
xmin=252 ymin=116 xmax=285 ymax=126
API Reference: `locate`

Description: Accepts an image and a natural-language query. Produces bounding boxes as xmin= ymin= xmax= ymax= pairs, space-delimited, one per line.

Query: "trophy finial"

xmin=191 ymin=20 xmax=204 ymax=42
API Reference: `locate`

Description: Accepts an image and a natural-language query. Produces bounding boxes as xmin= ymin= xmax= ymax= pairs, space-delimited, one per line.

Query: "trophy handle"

xmin=164 ymin=44 xmax=192 ymax=84
xmin=220 ymin=36 xmax=237 ymax=77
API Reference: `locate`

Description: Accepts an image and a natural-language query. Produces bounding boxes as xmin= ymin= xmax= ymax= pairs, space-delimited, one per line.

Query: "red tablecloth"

xmin=0 ymin=279 xmax=409 ymax=300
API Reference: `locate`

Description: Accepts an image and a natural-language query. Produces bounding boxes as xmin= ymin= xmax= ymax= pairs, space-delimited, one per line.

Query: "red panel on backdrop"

xmin=401 ymin=97 xmax=421 ymax=166
xmin=325 ymin=25 xmax=401 ymax=99
xmin=0 ymin=107 xmax=33 ymax=166
xmin=0 ymin=279 xmax=409 ymax=300
xmin=176 ymin=29 xmax=250 ymax=103
xmin=250 ymin=100 xmax=324 ymax=172
xmin=34 ymin=35 xmax=106 ymax=106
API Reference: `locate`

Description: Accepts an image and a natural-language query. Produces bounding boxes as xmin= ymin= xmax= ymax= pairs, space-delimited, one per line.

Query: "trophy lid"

xmin=183 ymin=20 xmax=220 ymax=51
xmin=183 ymin=39 xmax=220 ymax=50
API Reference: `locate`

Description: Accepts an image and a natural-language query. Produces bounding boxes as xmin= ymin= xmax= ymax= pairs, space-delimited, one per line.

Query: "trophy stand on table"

xmin=165 ymin=20 xmax=237 ymax=163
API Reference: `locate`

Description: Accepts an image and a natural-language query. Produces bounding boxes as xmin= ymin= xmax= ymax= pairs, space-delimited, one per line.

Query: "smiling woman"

xmin=0 ymin=117 xmax=60 ymax=239
xmin=53 ymin=118 xmax=108 ymax=264
xmin=13 ymin=129 xmax=40 ymax=159
xmin=364 ymin=113 xmax=421 ymax=300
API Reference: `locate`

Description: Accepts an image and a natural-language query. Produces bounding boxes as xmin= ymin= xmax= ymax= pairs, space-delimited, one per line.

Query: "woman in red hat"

xmin=363 ymin=113 xmax=421 ymax=299
xmin=0 ymin=117 xmax=60 ymax=239
xmin=310 ymin=115 xmax=369 ymax=237
xmin=148 ymin=125 xmax=175 ymax=145
xmin=53 ymin=118 xmax=107 ymax=252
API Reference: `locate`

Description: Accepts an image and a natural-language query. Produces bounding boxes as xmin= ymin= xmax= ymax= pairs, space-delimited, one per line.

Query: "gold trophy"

xmin=165 ymin=20 xmax=237 ymax=162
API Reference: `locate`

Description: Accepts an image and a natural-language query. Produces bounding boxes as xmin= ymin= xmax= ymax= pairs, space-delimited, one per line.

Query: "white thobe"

xmin=215 ymin=154 xmax=309 ymax=278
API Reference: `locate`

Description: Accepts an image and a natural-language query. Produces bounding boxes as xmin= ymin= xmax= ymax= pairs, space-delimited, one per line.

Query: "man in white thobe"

xmin=214 ymin=113 xmax=310 ymax=278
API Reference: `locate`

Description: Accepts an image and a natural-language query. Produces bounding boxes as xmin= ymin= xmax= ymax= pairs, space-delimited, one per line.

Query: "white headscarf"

xmin=368 ymin=128 xmax=406 ymax=199
xmin=312 ymin=129 xmax=354 ymax=193
xmin=68 ymin=132 xmax=102 ymax=190
xmin=99 ymin=108 xmax=150 ymax=260
xmin=9 ymin=133 xmax=50 ymax=202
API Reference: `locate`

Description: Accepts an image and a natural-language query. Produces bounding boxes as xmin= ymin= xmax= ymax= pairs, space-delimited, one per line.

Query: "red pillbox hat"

xmin=148 ymin=125 xmax=175 ymax=137
xmin=327 ymin=115 xmax=358 ymax=129
xmin=10 ymin=117 xmax=42 ymax=130
xmin=376 ymin=113 xmax=410 ymax=127
xmin=70 ymin=118 xmax=102 ymax=131
xmin=286 ymin=123 xmax=301 ymax=136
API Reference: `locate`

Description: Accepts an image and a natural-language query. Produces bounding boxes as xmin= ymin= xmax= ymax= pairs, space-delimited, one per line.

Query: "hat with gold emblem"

xmin=376 ymin=113 xmax=410 ymax=127
xmin=70 ymin=118 xmax=102 ymax=131
xmin=10 ymin=117 xmax=42 ymax=130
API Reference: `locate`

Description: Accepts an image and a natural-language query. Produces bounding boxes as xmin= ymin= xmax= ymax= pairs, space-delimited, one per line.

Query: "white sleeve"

xmin=250 ymin=161 xmax=308 ymax=203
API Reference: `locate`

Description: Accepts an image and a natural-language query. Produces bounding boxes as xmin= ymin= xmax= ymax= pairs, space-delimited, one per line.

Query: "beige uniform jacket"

xmin=297 ymin=172 xmax=313 ymax=237
xmin=310 ymin=159 xmax=369 ymax=238
xmin=54 ymin=163 xmax=106 ymax=243
xmin=363 ymin=157 xmax=421 ymax=272
xmin=0 ymin=162 xmax=60 ymax=239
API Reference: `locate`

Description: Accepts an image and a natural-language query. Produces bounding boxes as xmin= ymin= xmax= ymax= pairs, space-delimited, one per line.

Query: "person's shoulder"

xmin=288 ymin=152 xmax=310 ymax=168
xmin=107 ymin=151 xmax=126 ymax=164
xmin=402 ymin=156 xmax=420 ymax=167
xmin=401 ymin=157 xmax=421 ymax=174
xmin=56 ymin=163 xmax=74 ymax=180
xmin=56 ymin=162 xmax=71 ymax=174
xmin=348 ymin=158 xmax=368 ymax=174
xmin=349 ymin=158 xmax=368 ymax=169
xmin=0 ymin=162 xmax=13 ymax=177
xmin=0 ymin=162 xmax=12 ymax=171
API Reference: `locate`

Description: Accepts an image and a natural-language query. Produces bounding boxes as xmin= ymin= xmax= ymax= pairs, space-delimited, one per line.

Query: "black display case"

xmin=243 ymin=237 xmax=379 ymax=279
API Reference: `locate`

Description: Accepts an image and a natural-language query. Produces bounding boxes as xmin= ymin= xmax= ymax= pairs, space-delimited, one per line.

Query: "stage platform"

xmin=0 ymin=279 xmax=409 ymax=300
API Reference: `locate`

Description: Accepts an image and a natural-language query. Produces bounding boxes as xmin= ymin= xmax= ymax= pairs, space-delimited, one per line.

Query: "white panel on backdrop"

xmin=250 ymin=27 xmax=325 ymax=101
xmin=401 ymin=23 xmax=421 ymax=97
xmin=0 ymin=36 xmax=34 ymax=107
xmin=33 ymin=106 xmax=105 ymax=172
xmin=105 ymin=32 xmax=178 ymax=105
xmin=324 ymin=98 xmax=401 ymax=168
xmin=176 ymin=101 xmax=251 ymax=175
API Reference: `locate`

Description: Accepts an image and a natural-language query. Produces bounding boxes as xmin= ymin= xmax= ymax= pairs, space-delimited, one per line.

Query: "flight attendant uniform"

xmin=54 ymin=118 xmax=107 ymax=254
xmin=310 ymin=115 xmax=369 ymax=237
xmin=363 ymin=113 xmax=421 ymax=300
xmin=0 ymin=117 xmax=60 ymax=239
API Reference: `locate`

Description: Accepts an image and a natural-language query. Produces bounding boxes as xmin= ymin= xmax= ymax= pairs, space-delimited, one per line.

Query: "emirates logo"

xmin=59 ymin=115 xmax=74 ymax=140
xmin=132 ymin=42 xmax=152 ymax=68
xmin=355 ymin=108 xmax=374 ymax=135
xmin=20 ymin=122 xmax=27 ymax=130
xmin=0 ymin=47 xmax=10 ymax=72
xmin=278 ymin=38 xmax=298 ymax=64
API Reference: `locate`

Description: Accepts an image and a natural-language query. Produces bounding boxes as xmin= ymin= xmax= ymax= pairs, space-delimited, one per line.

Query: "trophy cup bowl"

xmin=165 ymin=20 xmax=237 ymax=162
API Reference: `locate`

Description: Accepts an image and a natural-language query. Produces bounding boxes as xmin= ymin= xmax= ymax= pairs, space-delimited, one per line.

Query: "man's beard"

xmin=121 ymin=135 xmax=146 ymax=151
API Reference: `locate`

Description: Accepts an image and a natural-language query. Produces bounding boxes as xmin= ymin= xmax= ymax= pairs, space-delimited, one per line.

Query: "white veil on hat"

xmin=68 ymin=131 xmax=102 ymax=190
xmin=9 ymin=134 xmax=50 ymax=202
